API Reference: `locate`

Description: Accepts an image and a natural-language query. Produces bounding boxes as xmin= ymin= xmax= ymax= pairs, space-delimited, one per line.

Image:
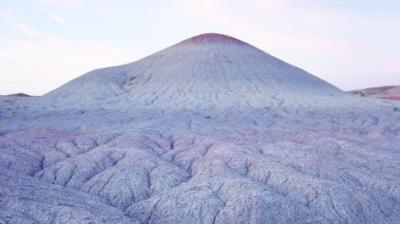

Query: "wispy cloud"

xmin=28 ymin=0 xmax=83 ymax=8
xmin=27 ymin=0 xmax=71 ymax=26
xmin=2 ymin=13 xmax=51 ymax=40
xmin=36 ymin=6 xmax=69 ymax=26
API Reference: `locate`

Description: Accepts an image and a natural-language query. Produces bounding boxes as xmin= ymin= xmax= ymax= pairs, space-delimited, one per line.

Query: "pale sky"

xmin=1 ymin=0 xmax=399 ymax=95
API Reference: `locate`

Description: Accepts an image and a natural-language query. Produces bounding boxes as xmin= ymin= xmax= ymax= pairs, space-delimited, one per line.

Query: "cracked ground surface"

xmin=1 ymin=104 xmax=400 ymax=223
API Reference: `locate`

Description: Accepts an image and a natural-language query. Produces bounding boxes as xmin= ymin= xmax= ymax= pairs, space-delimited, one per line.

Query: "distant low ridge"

xmin=350 ymin=85 xmax=400 ymax=101
xmin=4 ymin=93 xmax=31 ymax=97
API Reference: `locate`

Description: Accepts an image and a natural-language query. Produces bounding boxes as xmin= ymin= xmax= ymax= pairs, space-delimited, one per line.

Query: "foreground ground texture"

xmin=1 ymin=102 xmax=400 ymax=223
xmin=1 ymin=34 xmax=400 ymax=223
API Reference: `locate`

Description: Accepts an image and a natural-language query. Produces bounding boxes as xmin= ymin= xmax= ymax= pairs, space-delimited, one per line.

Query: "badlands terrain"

xmin=1 ymin=33 xmax=400 ymax=223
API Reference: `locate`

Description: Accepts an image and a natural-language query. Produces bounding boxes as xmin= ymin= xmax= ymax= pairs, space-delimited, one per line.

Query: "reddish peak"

xmin=181 ymin=33 xmax=247 ymax=45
